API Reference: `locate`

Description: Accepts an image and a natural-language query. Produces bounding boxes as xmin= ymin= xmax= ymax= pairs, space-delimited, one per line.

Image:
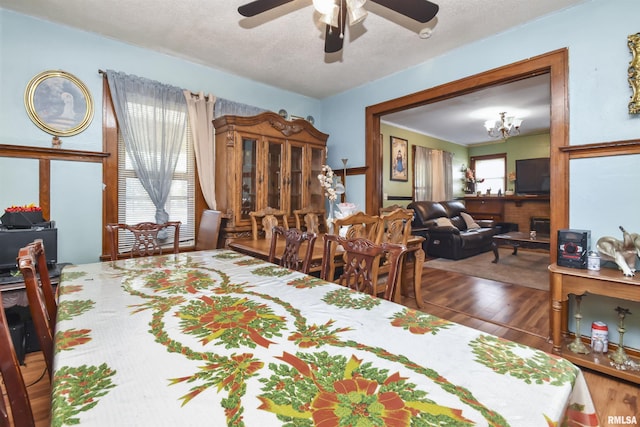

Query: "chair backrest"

xmin=106 ymin=221 xmax=181 ymax=261
xmin=17 ymin=245 xmax=54 ymax=378
xmin=321 ymin=234 xmax=406 ymax=300
xmin=333 ymin=211 xmax=381 ymax=242
xmin=379 ymin=204 xmax=407 ymax=216
xmin=378 ymin=208 xmax=414 ymax=246
xmin=0 ymin=293 xmax=35 ymax=427
xmin=268 ymin=226 xmax=317 ymax=274
xmin=293 ymin=207 xmax=326 ymax=234
xmin=249 ymin=207 xmax=288 ymax=240
xmin=27 ymin=239 xmax=57 ymax=325
xmin=195 ymin=210 xmax=222 ymax=250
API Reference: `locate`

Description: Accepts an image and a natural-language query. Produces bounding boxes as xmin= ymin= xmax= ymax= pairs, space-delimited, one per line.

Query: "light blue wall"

xmin=0 ymin=8 xmax=322 ymax=264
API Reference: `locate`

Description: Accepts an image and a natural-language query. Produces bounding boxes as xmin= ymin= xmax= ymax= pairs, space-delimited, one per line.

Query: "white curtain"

xmin=106 ymin=70 xmax=186 ymax=226
xmin=184 ymin=90 xmax=216 ymax=209
xmin=413 ymin=147 xmax=454 ymax=201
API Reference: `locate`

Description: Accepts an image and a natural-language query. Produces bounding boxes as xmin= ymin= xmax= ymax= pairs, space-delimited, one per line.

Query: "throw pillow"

xmin=460 ymin=212 xmax=480 ymax=229
xmin=435 ymin=217 xmax=456 ymax=228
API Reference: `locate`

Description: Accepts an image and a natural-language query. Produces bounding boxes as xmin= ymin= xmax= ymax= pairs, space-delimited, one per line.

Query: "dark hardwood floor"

xmin=6 ymin=265 xmax=640 ymax=426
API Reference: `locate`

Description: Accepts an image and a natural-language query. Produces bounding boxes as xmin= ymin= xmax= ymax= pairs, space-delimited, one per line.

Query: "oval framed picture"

xmin=24 ymin=70 xmax=94 ymax=137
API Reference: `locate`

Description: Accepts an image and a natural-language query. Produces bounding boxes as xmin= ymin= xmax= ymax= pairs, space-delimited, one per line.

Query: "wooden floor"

xmin=6 ymin=265 xmax=640 ymax=426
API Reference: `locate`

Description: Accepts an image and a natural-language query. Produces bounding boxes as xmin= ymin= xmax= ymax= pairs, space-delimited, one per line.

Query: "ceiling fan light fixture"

xmin=313 ymin=0 xmax=337 ymax=15
xmin=319 ymin=7 xmax=339 ymax=27
xmin=346 ymin=0 xmax=367 ymax=25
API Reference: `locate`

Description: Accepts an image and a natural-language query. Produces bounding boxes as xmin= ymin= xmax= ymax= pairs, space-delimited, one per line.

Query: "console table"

xmin=549 ymin=263 xmax=640 ymax=383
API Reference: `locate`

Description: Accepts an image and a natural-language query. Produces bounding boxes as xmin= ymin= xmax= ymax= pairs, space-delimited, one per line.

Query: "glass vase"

xmin=326 ymin=199 xmax=335 ymax=234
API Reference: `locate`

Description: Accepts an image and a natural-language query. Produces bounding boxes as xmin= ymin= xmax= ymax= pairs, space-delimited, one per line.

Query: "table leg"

xmin=491 ymin=242 xmax=499 ymax=263
xmin=512 ymin=245 xmax=518 ymax=255
xmin=412 ymin=248 xmax=425 ymax=308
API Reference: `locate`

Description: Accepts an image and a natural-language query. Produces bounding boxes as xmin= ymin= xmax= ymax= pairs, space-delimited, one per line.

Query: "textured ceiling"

xmin=1 ymin=0 xmax=585 ymax=99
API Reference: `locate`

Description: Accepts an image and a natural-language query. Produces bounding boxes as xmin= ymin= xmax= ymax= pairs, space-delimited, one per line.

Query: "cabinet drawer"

xmin=465 ymin=199 xmax=501 ymax=213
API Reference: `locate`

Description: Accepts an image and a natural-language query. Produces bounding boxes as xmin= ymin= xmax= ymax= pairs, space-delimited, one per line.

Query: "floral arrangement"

xmin=508 ymin=171 xmax=517 ymax=182
xmin=317 ymin=165 xmax=344 ymax=202
xmin=465 ymin=168 xmax=484 ymax=184
xmin=4 ymin=203 xmax=42 ymax=213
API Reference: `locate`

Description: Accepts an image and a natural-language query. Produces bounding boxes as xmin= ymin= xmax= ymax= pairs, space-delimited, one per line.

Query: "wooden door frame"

xmin=365 ymin=49 xmax=569 ymax=262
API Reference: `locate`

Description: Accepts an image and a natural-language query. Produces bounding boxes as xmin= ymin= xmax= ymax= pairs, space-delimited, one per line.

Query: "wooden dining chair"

xmin=377 ymin=208 xmax=415 ymax=302
xmin=26 ymin=239 xmax=57 ymax=326
xmin=293 ymin=207 xmax=327 ymax=234
xmin=195 ymin=210 xmax=222 ymax=250
xmin=321 ymin=234 xmax=407 ymax=300
xmin=268 ymin=226 xmax=317 ymax=274
xmin=17 ymin=245 xmax=54 ymax=378
xmin=249 ymin=207 xmax=288 ymax=240
xmin=0 ymin=293 xmax=35 ymax=427
xmin=106 ymin=221 xmax=181 ymax=261
xmin=333 ymin=211 xmax=381 ymax=241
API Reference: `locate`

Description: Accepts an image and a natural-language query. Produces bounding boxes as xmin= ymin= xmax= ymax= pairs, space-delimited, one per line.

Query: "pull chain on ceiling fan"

xmin=238 ymin=0 xmax=439 ymax=53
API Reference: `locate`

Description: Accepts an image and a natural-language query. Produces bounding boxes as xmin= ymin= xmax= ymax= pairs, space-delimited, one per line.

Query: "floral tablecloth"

xmin=51 ymin=250 xmax=599 ymax=426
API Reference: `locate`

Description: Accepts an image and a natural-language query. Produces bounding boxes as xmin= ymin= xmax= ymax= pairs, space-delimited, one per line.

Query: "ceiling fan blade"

xmin=238 ymin=0 xmax=295 ymax=17
xmin=370 ymin=0 xmax=439 ymax=23
xmin=324 ymin=0 xmax=347 ymax=53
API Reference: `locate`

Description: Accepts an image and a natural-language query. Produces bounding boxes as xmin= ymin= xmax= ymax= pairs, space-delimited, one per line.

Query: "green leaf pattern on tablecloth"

xmin=252 ymin=265 xmax=292 ymax=277
xmin=389 ymin=308 xmax=453 ymax=335
xmin=322 ymin=287 xmax=381 ymax=310
xmin=51 ymin=363 xmax=117 ymax=427
xmin=56 ymin=299 xmax=95 ymax=322
xmin=287 ymin=275 xmax=328 ymax=289
xmin=54 ymin=253 xmax=582 ymax=426
xmin=55 ymin=329 xmax=92 ymax=353
xmin=469 ymin=334 xmax=577 ymax=385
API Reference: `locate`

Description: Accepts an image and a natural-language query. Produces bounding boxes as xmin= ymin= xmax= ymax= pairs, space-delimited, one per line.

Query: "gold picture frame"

xmin=24 ymin=70 xmax=94 ymax=136
xmin=390 ymin=136 xmax=408 ymax=181
xmin=628 ymin=32 xmax=640 ymax=114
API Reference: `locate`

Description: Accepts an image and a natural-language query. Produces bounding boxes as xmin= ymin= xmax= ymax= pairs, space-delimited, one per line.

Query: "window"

xmin=116 ymin=114 xmax=196 ymax=253
xmin=471 ymin=154 xmax=506 ymax=195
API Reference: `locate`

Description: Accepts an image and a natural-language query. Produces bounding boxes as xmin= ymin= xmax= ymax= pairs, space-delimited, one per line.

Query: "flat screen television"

xmin=515 ymin=157 xmax=550 ymax=195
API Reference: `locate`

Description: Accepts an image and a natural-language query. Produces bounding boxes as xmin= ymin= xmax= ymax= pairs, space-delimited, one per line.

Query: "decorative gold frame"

xmin=24 ymin=70 xmax=93 ymax=136
xmin=628 ymin=32 xmax=640 ymax=114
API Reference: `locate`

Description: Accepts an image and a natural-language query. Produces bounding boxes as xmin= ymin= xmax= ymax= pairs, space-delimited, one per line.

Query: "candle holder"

xmin=568 ymin=295 xmax=590 ymax=354
xmin=610 ymin=306 xmax=632 ymax=368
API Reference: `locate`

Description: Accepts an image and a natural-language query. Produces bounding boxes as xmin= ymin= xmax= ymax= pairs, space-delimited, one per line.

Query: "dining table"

xmin=51 ymin=249 xmax=599 ymax=426
xmin=229 ymin=233 xmax=427 ymax=308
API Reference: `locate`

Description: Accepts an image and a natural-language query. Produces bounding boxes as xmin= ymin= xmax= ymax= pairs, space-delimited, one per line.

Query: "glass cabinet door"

xmin=289 ymin=144 xmax=303 ymax=212
xmin=266 ymin=140 xmax=283 ymax=210
xmin=240 ymin=137 xmax=257 ymax=220
xmin=310 ymin=146 xmax=325 ymax=210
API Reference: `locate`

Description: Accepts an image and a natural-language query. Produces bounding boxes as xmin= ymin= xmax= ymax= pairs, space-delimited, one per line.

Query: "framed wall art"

xmin=390 ymin=136 xmax=408 ymax=181
xmin=24 ymin=70 xmax=94 ymax=137
xmin=629 ymin=32 xmax=640 ymax=114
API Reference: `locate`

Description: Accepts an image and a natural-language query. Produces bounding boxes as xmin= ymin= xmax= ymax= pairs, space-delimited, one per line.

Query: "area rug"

xmin=424 ymin=248 xmax=550 ymax=291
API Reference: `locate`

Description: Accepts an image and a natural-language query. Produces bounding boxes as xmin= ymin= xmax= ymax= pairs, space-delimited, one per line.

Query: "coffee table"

xmin=491 ymin=231 xmax=550 ymax=263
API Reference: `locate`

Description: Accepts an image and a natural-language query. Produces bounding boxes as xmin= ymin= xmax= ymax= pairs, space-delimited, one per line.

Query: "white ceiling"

xmin=1 ymin=0 xmax=583 ymax=143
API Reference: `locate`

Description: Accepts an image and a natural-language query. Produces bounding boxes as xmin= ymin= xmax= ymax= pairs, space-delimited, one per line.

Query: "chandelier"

xmin=484 ymin=112 xmax=523 ymax=140
xmin=313 ymin=0 xmax=367 ymax=30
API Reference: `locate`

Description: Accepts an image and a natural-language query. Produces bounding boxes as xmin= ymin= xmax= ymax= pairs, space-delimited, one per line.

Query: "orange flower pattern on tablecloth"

xmin=258 ymin=352 xmax=473 ymax=426
xmin=55 ymin=329 xmax=91 ymax=352
xmin=177 ymin=295 xmax=287 ymax=348
xmin=390 ymin=308 xmax=453 ymax=335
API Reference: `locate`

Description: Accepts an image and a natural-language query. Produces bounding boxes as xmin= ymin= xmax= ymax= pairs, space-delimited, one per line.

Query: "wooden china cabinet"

xmin=213 ymin=112 xmax=328 ymax=243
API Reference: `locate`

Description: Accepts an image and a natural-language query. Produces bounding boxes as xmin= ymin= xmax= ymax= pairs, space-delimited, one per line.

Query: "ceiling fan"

xmin=238 ymin=0 xmax=439 ymax=53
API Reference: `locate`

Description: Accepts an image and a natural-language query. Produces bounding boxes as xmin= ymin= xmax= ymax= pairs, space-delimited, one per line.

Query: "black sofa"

xmin=407 ymin=200 xmax=497 ymax=260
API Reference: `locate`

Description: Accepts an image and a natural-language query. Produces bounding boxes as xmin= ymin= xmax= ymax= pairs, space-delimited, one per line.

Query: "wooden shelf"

xmin=559 ymin=338 xmax=640 ymax=384
xmin=550 ymin=263 xmax=640 ymax=384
